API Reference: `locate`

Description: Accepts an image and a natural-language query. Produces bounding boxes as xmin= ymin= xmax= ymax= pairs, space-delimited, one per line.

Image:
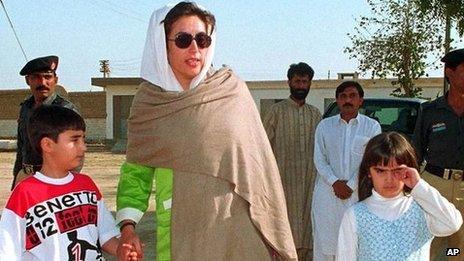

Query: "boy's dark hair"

xmin=287 ymin=62 xmax=314 ymax=81
xmin=358 ymin=132 xmax=419 ymax=201
xmin=28 ymin=105 xmax=85 ymax=155
xmin=163 ymin=1 xmax=216 ymax=37
xmin=335 ymin=81 xmax=364 ymax=98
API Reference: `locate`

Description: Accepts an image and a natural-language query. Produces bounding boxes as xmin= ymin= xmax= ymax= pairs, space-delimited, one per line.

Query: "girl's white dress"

xmin=336 ymin=179 xmax=462 ymax=261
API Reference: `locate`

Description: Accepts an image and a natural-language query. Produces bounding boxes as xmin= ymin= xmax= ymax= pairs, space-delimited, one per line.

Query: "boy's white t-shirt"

xmin=0 ymin=172 xmax=119 ymax=260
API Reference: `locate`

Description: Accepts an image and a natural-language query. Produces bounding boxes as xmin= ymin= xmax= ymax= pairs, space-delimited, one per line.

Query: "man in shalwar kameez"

xmin=115 ymin=2 xmax=297 ymax=261
xmin=311 ymin=81 xmax=381 ymax=261
xmin=263 ymin=62 xmax=321 ymax=260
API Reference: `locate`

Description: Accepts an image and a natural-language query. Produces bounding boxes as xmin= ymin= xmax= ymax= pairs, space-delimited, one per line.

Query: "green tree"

xmin=415 ymin=0 xmax=464 ymax=36
xmin=345 ymin=0 xmax=444 ymax=97
xmin=414 ymin=0 xmax=464 ymax=92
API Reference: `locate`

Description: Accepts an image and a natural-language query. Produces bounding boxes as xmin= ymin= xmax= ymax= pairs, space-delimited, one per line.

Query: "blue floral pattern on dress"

xmin=354 ymin=200 xmax=433 ymax=261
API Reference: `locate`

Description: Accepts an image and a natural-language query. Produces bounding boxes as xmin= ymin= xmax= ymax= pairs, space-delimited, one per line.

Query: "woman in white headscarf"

xmin=116 ymin=2 xmax=297 ymax=260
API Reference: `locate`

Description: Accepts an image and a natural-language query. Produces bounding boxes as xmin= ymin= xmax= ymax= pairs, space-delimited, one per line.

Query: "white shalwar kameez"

xmin=311 ymin=114 xmax=381 ymax=260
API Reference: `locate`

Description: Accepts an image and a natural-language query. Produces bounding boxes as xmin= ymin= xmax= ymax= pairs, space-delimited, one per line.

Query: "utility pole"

xmin=99 ymin=60 xmax=110 ymax=78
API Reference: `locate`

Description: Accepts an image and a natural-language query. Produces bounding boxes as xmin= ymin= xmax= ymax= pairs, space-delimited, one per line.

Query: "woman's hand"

xmin=117 ymin=224 xmax=144 ymax=260
xmin=117 ymin=243 xmax=140 ymax=261
xmin=395 ymin=165 xmax=421 ymax=189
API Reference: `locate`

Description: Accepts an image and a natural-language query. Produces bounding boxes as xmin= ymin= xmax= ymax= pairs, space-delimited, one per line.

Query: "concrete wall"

xmin=0 ymin=89 xmax=106 ymax=141
xmin=250 ymin=78 xmax=444 ymax=116
xmin=83 ymin=119 xmax=106 ymax=142
xmin=104 ymin=85 xmax=140 ymax=140
xmin=0 ymin=118 xmax=106 ymax=142
xmin=93 ymin=76 xmax=445 ymax=144
xmin=0 ymin=120 xmax=17 ymax=138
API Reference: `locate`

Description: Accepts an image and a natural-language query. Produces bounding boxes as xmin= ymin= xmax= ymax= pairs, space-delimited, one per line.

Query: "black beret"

xmin=441 ymin=48 xmax=464 ymax=65
xmin=20 ymin=55 xmax=59 ymax=76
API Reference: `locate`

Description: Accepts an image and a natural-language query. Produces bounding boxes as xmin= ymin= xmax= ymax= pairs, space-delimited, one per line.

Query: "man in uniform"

xmin=263 ymin=62 xmax=321 ymax=260
xmin=12 ymin=55 xmax=78 ymax=189
xmin=413 ymin=48 xmax=464 ymax=260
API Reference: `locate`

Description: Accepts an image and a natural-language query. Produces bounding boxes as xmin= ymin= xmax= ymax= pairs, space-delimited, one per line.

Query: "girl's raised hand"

xmin=394 ymin=165 xmax=421 ymax=189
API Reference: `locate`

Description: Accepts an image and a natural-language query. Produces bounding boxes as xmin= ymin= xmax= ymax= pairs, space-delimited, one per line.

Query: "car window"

xmin=324 ymin=100 xmax=421 ymax=136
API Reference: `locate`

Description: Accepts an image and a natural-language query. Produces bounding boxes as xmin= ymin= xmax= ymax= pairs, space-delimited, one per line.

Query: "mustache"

xmin=343 ymin=103 xmax=353 ymax=107
xmin=35 ymin=85 xmax=50 ymax=92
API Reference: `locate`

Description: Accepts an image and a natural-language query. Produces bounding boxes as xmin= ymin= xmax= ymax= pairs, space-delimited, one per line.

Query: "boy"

xmin=0 ymin=105 xmax=136 ymax=260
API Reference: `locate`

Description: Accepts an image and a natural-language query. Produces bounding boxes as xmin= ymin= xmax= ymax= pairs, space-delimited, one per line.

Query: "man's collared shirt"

xmin=13 ymin=93 xmax=78 ymax=175
xmin=314 ymin=113 xmax=381 ymax=189
xmin=413 ymin=94 xmax=464 ymax=170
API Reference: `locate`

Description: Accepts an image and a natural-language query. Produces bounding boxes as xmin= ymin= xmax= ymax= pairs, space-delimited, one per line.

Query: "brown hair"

xmin=163 ymin=1 xmax=216 ymax=37
xmin=358 ymin=132 xmax=419 ymax=201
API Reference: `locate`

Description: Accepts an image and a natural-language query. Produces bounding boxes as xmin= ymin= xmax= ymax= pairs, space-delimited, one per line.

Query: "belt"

xmin=425 ymin=164 xmax=464 ymax=181
xmin=22 ymin=163 xmax=42 ymax=175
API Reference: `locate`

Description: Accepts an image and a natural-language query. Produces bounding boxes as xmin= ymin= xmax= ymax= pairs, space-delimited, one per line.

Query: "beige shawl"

xmin=127 ymin=67 xmax=297 ymax=260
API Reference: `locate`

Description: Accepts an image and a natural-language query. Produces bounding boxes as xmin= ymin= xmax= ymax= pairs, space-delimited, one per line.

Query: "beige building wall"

xmin=0 ymin=118 xmax=106 ymax=142
xmin=84 ymin=119 xmax=106 ymax=142
xmin=0 ymin=89 xmax=106 ymax=141
xmin=249 ymin=78 xmax=444 ymax=116
xmin=104 ymin=85 xmax=140 ymax=140
xmin=92 ymin=76 xmax=445 ymax=144
xmin=0 ymin=120 xmax=17 ymax=138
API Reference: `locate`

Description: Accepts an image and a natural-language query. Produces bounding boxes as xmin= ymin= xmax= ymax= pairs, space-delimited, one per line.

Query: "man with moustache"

xmin=263 ymin=62 xmax=321 ymax=260
xmin=12 ymin=55 xmax=78 ymax=189
xmin=413 ymin=48 xmax=464 ymax=260
xmin=311 ymin=81 xmax=381 ymax=261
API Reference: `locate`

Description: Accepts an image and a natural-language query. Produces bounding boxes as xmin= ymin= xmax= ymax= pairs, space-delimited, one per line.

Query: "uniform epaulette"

xmin=20 ymin=96 xmax=33 ymax=106
xmin=421 ymin=97 xmax=442 ymax=111
xmin=53 ymin=95 xmax=65 ymax=103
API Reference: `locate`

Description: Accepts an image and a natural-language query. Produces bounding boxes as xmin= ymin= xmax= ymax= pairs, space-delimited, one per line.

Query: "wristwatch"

xmin=119 ymin=220 xmax=136 ymax=232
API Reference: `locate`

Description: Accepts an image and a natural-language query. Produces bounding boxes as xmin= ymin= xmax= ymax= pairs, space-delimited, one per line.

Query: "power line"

xmin=98 ymin=0 xmax=145 ymax=18
xmin=91 ymin=0 xmax=146 ymax=23
xmin=0 ymin=0 xmax=27 ymax=61
xmin=112 ymin=57 xmax=142 ymax=63
xmin=112 ymin=60 xmax=142 ymax=66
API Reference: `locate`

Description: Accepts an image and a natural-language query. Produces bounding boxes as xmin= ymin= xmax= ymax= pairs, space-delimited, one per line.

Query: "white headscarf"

xmin=140 ymin=3 xmax=216 ymax=92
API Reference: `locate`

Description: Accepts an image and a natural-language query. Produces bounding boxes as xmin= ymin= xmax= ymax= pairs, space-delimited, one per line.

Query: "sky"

xmin=0 ymin=0 xmax=461 ymax=92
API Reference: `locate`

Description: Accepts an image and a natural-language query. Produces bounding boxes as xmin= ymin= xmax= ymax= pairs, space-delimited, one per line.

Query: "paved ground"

xmin=0 ymin=151 xmax=156 ymax=260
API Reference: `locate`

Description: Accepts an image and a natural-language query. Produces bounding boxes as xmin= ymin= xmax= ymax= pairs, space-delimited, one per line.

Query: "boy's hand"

xmin=117 ymin=225 xmax=144 ymax=260
xmin=394 ymin=165 xmax=420 ymax=189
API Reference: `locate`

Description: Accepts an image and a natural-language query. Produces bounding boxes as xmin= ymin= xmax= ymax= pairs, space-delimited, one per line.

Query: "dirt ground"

xmin=0 ymin=151 xmax=156 ymax=260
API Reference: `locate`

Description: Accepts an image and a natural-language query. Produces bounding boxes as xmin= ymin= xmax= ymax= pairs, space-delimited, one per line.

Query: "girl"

xmin=336 ymin=132 xmax=462 ymax=260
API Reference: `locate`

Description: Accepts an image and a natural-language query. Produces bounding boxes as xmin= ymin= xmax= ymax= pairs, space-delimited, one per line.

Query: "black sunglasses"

xmin=168 ymin=32 xmax=212 ymax=49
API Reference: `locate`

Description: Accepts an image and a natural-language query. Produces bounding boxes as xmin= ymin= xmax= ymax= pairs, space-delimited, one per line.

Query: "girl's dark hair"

xmin=163 ymin=1 xmax=216 ymax=37
xmin=28 ymin=105 xmax=85 ymax=155
xmin=358 ymin=132 xmax=419 ymax=201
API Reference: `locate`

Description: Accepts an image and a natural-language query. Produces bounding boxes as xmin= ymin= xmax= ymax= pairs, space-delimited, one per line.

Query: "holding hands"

xmin=117 ymin=222 xmax=144 ymax=261
xmin=117 ymin=243 xmax=140 ymax=261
